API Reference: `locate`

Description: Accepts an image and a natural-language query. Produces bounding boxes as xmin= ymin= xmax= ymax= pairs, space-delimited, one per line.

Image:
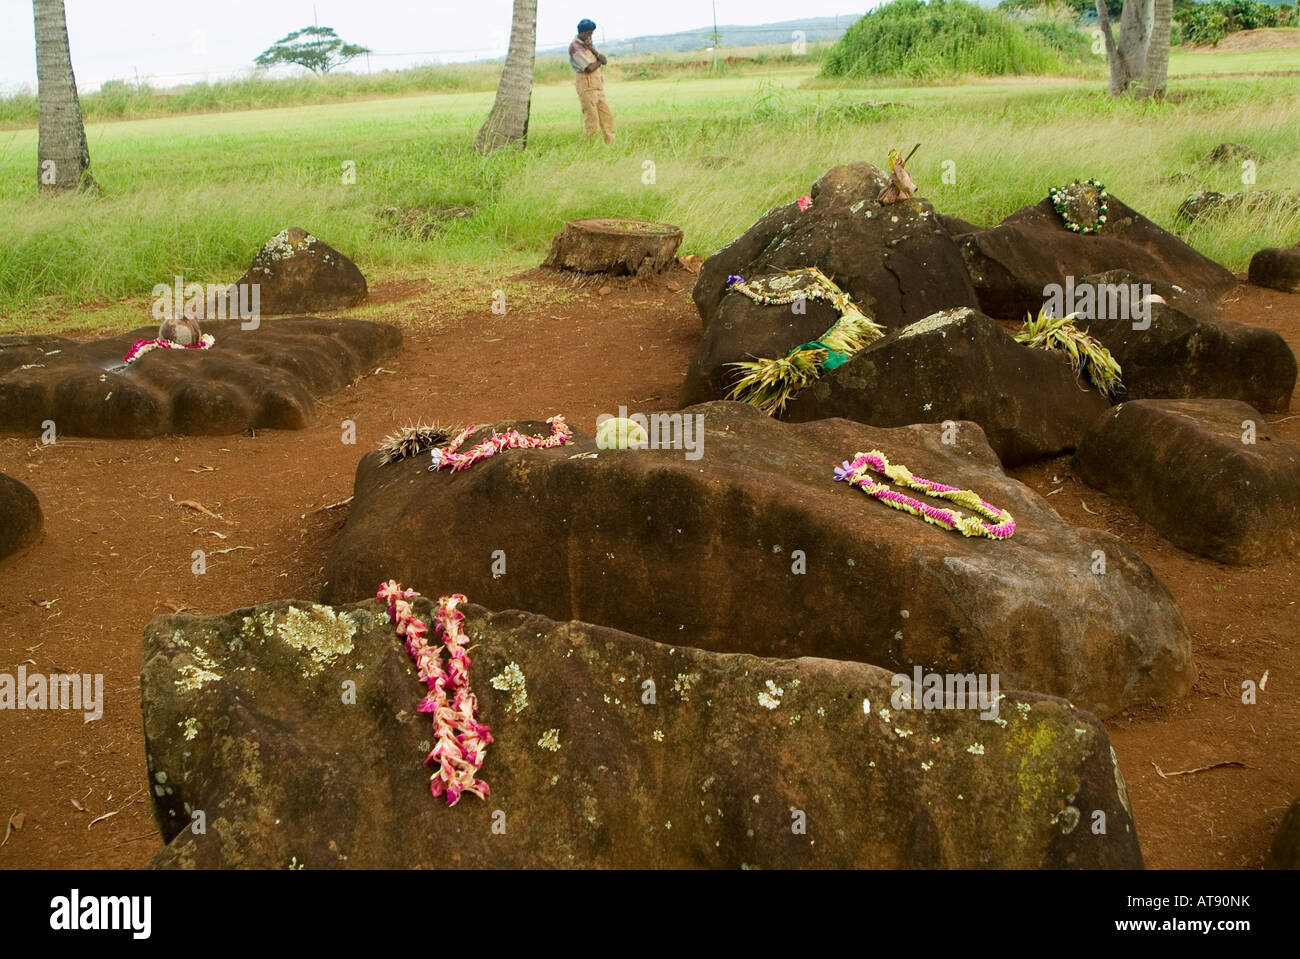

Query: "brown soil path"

xmin=0 ymin=267 xmax=1296 ymax=869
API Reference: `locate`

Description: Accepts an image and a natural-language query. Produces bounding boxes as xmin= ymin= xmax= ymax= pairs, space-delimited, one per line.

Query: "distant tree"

xmin=33 ymin=0 xmax=93 ymax=191
xmin=255 ymin=26 xmax=370 ymax=75
xmin=474 ymin=0 xmax=538 ymax=154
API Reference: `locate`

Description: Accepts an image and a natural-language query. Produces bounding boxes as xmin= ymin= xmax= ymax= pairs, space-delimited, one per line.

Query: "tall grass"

xmin=0 ymin=69 xmax=1296 ymax=330
xmin=822 ymin=0 xmax=1098 ymax=80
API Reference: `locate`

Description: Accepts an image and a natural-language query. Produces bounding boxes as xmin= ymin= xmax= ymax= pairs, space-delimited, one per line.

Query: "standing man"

xmin=570 ymin=18 xmax=615 ymax=145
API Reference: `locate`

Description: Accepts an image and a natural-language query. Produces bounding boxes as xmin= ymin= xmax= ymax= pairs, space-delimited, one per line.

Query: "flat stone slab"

xmin=781 ymin=307 xmax=1111 ymax=466
xmin=1073 ymin=399 xmax=1300 ymax=565
xmin=0 ymin=318 xmax=400 ymax=438
xmin=0 ymin=472 xmax=42 ymax=564
xmin=143 ymin=598 xmax=1143 ymax=868
xmin=322 ymin=401 xmax=1193 ymax=718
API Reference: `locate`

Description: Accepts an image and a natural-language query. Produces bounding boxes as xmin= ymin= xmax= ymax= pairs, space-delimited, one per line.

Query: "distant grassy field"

xmin=1 ymin=49 xmax=1297 ymax=332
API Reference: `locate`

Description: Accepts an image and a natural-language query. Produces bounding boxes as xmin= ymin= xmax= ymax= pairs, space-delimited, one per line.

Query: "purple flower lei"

xmin=833 ymin=451 xmax=1015 ymax=540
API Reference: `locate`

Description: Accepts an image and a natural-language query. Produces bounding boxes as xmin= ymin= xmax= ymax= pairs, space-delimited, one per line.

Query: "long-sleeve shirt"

xmin=569 ymin=36 xmax=598 ymax=73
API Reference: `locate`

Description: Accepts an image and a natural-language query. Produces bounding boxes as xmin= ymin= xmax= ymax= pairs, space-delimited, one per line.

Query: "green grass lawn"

xmin=1 ymin=54 xmax=1297 ymax=332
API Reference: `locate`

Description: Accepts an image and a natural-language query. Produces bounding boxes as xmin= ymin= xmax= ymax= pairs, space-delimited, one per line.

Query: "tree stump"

xmin=542 ymin=218 xmax=683 ymax=276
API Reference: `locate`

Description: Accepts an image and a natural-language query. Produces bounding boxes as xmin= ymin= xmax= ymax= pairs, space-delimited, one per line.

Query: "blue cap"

xmin=578 ymin=19 xmax=597 ymax=33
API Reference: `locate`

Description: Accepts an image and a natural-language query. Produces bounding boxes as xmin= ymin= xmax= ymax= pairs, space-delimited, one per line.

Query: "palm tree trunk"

xmin=474 ymin=0 xmax=538 ymax=154
xmin=1140 ymin=0 xmax=1173 ymax=99
xmin=33 ymin=0 xmax=93 ymax=191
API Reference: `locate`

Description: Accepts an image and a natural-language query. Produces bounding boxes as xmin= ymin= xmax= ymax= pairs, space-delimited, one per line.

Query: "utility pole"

xmin=711 ymin=0 xmax=719 ymax=72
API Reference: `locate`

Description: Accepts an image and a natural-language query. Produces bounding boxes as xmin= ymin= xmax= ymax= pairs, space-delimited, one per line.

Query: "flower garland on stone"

xmin=429 ymin=415 xmax=572 ymax=472
xmin=378 ymin=581 xmax=492 ymax=805
xmin=833 ymin=450 xmax=1016 ymax=540
xmin=1015 ymin=308 xmax=1123 ymax=397
xmin=123 ymin=334 xmax=215 ymax=365
xmin=1049 ymin=179 xmax=1108 ymax=234
xmin=723 ymin=268 xmax=885 ymax=416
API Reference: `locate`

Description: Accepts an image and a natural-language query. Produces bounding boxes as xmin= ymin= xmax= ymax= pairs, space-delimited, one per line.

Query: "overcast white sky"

xmin=0 ymin=0 xmax=870 ymax=92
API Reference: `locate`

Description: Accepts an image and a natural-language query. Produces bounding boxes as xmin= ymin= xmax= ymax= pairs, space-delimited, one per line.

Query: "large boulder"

xmin=1248 ymin=247 xmax=1300 ymax=294
xmin=1072 ymin=399 xmax=1300 ymax=565
xmin=233 ymin=227 xmax=368 ymax=315
xmin=0 ymin=472 xmax=42 ymax=564
xmin=781 ymin=307 xmax=1111 ymax=466
xmin=1079 ymin=269 xmax=1296 ymax=413
xmin=142 ymin=598 xmax=1143 ymax=868
xmin=322 ymin=402 xmax=1194 ymax=718
xmin=692 ymin=162 xmax=980 ymax=333
xmin=0 ymin=317 xmax=400 ymax=438
xmin=959 ymin=195 xmax=1237 ymax=320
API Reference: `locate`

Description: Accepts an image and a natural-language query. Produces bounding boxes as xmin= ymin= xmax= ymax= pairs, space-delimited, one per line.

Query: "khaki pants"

xmin=576 ymin=71 xmax=615 ymax=144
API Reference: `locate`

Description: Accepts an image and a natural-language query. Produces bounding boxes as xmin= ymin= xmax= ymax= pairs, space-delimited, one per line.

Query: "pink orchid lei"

xmin=429 ymin=415 xmax=572 ymax=472
xmin=797 ymin=195 xmax=813 ymax=212
xmin=122 ymin=334 xmax=215 ymax=365
xmin=833 ymin=450 xmax=1015 ymax=540
xmin=377 ymin=581 xmax=492 ymax=805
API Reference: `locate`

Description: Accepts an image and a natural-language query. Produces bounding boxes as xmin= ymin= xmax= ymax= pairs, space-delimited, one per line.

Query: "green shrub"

xmin=822 ymin=0 xmax=1090 ymax=80
xmin=1177 ymin=0 xmax=1295 ymax=46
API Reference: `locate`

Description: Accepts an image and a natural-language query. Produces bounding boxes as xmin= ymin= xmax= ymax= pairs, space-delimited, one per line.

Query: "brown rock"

xmin=0 ymin=472 xmax=42 ymax=564
xmin=1078 ymin=270 xmax=1296 ymax=413
xmin=959 ymin=195 xmax=1237 ymax=320
xmin=0 ymin=318 xmax=400 ymax=438
xmin=233 ymin=227 xmax=368 ymax=315
xmin=692 ymin=162 xmax=980 ymax=333
xmin=1072 ymin=399 xmax=1300 ymax=565
xmin=1248 ymin=247 xmax=1300 ymax=294
xmin=321 ymin=401 xmax=1194 ymax=718
xmin=678 ymin=293 xmax=845 ymax=407
xmin=782 ymin=308 xmax=1111 ymax=466
xmin=143 ymin=598 xmax=1143 ymax=868
xmin=1266 ymin=798 xmax=1300 ymax=869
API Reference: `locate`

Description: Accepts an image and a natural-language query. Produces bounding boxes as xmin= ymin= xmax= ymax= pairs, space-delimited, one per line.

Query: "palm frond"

xmin=1015 ymin=309 xmax=1123 ymax=397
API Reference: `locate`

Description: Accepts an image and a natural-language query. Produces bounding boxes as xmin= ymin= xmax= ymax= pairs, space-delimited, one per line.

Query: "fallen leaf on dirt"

xmin=1080 ymin=500 xmax=1098 ymax=515
xmin=211 ymin=546 xmax=253 ymax=555
xmin=2 ymin=810 xmax=23 ymax=846
xmin=87 ymin=811 xmax=118 ymax=829
xmin=176 ymin=500 xmax=225 ymax=522
xmin=1260 ymin=669 xmax=1269 ymax=691
xmin=70 ymin=798 xmax=85 ymax=811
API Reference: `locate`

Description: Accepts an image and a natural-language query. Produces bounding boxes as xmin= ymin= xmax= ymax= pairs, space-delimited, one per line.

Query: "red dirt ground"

xmin=0 ymin=266 xmax=1296 ymax=869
